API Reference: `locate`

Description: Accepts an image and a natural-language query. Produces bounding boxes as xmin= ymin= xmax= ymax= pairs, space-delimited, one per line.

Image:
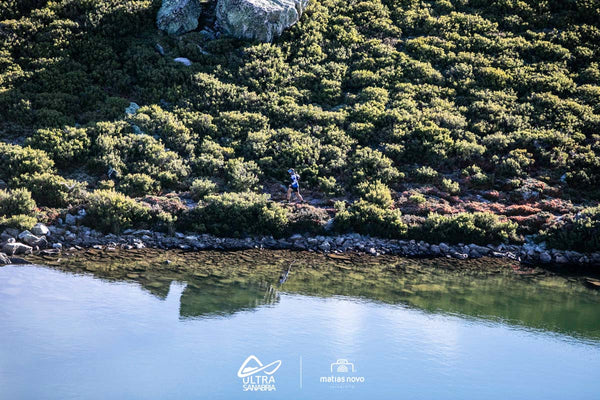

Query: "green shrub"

xmin=0 ymin=215 xmax=37 ymax=231
xmin=130 ymin=105 xmax=196 ymax=155
xmin=349 ymin=147 xmax=402 ymax=185
xmin=95 ymin=132 xmax=189 ymax=189
xmin=225 ymin=158 xmax=261 ymax=192
xmin=540 ymin=206 xmax=600 ymax=252
xmin=0 ymin=188 xmax=36 ymax=216
xmin=355 ymin=180 xmax=393 ymax=208
xmin=462 ymin=165 xmax=491 ymax=188
xmin=180 ymin=192 xmax=288 ymax=237
xmin=97 ymin=180 xmax=116 ymax=190
xmin=334 ymin=200 xmax=407 ymax=238
xmin=0 ymin=143 xmax=55 ymax=182
xmin=262 ymin=128 xmax=322 ymax=182
xmin=190 ymin=178 xmax=218 ymax=201
xmin=413 ymin=212 xmax=518 ymax=245
xmin=409 ymin=193 xmax=426 ymax=204
xmin=14 ymin=173 xmax=86 ymax=208
xmin=412 ymin=166 xmax=439 ymax=183
xmin=439 ymin=178 xmax=460 ymax=195
xmin=26 ymin=126 xmax=90 ymax=167
xmin=496 ymin=149 xmax=534 ymax=177
xmin=191 ymin=139 xmax=235 ymax=176
xmin=118 ymin=173 xmax=159 ymax=197
xmin=85 ymin=190 xmax=150 ymax=233
xmin=318 ymin=176 xmax=344 ymax=197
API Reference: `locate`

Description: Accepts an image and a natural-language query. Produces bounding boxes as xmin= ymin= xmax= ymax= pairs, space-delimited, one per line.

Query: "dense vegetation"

xmin=1 ymin=0 xmax=599 ymax=248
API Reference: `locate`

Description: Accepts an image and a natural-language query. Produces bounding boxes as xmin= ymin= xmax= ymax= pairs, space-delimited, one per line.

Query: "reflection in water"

xmin=25 ymin=249 xmax=600 ymax=341
xmin=180 ymin=281 xmax=279 ymax=319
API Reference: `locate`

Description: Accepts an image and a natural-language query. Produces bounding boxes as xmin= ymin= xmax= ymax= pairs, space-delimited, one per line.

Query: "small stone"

xmin=52 ymin=243 xmax=63 ymax=250
xmin=539 ymin=252 xmax=552 ymax=263
xmin=155 ymin=43 xmax=165 ymax=56
xmin=173 ymin=57 xmax=192 ymax=66
xmin=555 ymin=253 xmax=569 ymax=264
xmin=65 ymin=213 xmax=78 ymax=225
xmin=318 ymin=241 xmax=331 ymax=252
xmin=125 ymin=102 xmax=140 ymax=115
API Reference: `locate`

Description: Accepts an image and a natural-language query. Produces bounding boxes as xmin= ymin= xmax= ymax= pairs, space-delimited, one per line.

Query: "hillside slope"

xmin=0 ymin=0 xmax=599 ymax=250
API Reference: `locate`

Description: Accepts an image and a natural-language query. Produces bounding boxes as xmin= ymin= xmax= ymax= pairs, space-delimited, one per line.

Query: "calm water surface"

xmin=0 ymin=258 xmax=599 ymax=400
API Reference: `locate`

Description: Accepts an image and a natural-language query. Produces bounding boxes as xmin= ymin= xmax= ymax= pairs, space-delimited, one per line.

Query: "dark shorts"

xmin=289 ymin=184 xmax=299 ymax=193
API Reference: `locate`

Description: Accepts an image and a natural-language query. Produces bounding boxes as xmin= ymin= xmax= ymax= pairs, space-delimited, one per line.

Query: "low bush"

xmin=412 ymin=166 xmax=439 ymax=183
xmin=180 ymin=192 xmax=288 ymax=237
xmin=412 ymin=212 xmax=518 ymax=245
xmin=318 ymin=176 xmax=344 ymax=197
xmin=540 ymin=206 xmax=600 ymax=252
xmin=14 ymin=173 xmax=86 ymax=208
xmin=408 ymin=193 xmax=426 ymax=204
xmin=439 ymin=178 xmax=460 ymax=195
xmin=85 ymin=190 xmax=150 ymax=233
xmin=0 ymin=215 xmax=37 ymax=231
xmin=95 ymin=132 xmax=189 ymax=189
xmin=225 ymin=158 xmax=261 ymax=191
xmin=26 ymin=127 xmax=90 ymax=168
xmin=355 ymin=180 xmax=393 ymax=208
xmin=349 ymin=147 xmax=401 ymax=185
xmin=334 ymin=200 xmax=407 ymax=238
xmin=189 ymin=178 xmax=218 ymax=201
xmin=118 ymin=173 xmax=160 ymax=197
xmin=0 ymin=188 xmax=36 ymax=216
xmin=286 ymin=205 xmax=330 ymax=235
xmin=0 ymin=143 xmax=55 ymax=183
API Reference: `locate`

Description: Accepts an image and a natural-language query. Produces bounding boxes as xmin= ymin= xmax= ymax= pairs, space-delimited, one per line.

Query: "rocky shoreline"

xmin=1 ymin=221 xmax=599 ymax=268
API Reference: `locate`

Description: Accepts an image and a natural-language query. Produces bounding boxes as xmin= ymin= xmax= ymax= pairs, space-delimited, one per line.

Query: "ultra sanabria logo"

xmin=237 ymin=355 xmax=282 ymax=392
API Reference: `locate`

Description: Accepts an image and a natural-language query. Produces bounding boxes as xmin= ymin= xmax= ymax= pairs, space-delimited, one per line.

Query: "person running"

xmin=286 ymin=168 xmax=304 ymax=203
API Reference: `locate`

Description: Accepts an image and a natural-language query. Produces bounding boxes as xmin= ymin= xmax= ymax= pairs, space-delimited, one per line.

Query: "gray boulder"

xmin=31 ymin=223 xmax=49 ymax=236
xmin=18 ymin=231 xmax=47 ymax=249
xmin=216 ymin=0 xmax=309 ymax=42
xmin=157 ymin=0 xmax=203 ymax=35
xmin=0 ymin=252 xmax=10 ymax=265
xmin=2 ymin=242 xmax=32 ymax=256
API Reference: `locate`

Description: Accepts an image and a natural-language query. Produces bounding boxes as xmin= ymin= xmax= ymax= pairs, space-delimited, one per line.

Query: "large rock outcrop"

xmin=216 ymin=0 xmax=309 ymax=42
xmin=157 ymin=0 xmax=203 ymax=35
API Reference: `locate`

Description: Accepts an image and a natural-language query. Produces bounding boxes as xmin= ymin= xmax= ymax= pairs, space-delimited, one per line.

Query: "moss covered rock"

xmin=216 ymin=0 xmax=309 ymax=42
xmin=157 ymin=0 xmax=203 ymax=35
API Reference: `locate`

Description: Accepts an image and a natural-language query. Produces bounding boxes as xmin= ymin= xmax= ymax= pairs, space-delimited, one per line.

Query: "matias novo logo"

xmin=237 ymin=355 xmax=282 ymax=392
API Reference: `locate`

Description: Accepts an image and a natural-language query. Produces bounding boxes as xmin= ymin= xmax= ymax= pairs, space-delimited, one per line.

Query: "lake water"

xmin=0 ymin=253 xmax=599 ymax=399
